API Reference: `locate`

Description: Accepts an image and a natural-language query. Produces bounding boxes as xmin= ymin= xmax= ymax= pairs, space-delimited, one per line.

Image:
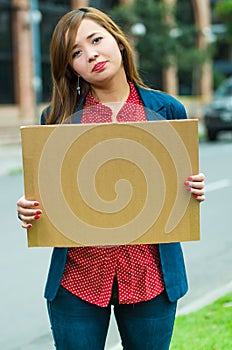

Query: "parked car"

xmin=203 ymin=77 xmax=232 ymax=141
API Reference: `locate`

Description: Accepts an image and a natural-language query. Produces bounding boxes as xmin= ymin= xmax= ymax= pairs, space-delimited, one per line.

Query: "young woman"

xmin=17 ymin=7 xmax=205 ymax=350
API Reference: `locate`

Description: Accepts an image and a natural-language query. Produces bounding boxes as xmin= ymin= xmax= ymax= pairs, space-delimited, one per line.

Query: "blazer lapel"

xmin=136 ymin=85 xmax=167 ymax=121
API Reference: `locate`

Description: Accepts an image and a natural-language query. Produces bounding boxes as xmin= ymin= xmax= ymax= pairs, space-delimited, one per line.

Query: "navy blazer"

xmin=43 ymin=86 xmax=188 ymax=303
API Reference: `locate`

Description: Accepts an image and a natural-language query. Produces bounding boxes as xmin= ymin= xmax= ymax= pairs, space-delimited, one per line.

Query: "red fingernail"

xmin=193 ymin=194 xmax=198 ymax=198
xmin=184 ymin=181 xmax=189 ymax=186
xmin=27 ymin=224 xmax=32 ymax=228
xmin=186 ymin=187 xmax=191 ymax=192
xmin=36 ymin=210 xmax=42 ymax=215
xmin=34 ymin=202 xmax=40 ymax=207
xmin=188 ymin=176 xmax=193 ymax=181
xmin=34 ymin=215 xmax=40 ymax=219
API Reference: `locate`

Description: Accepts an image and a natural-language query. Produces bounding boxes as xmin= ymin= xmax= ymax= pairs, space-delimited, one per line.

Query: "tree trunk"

xmin=192 ymin=0 xmax=213 ymax=100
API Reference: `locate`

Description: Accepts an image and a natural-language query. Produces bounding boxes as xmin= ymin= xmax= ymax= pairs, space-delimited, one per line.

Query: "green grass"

xmin=170 ymin=293 xmax=232 ymax=350
xmin=9 ymin=167 xmax=22 ymax=175
xmin=198 ymin=131 xmax=206 ymax=142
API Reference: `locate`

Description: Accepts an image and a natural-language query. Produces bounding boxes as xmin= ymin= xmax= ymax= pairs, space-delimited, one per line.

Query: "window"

xmin=0 ymin=4 xmax=14 ymax=103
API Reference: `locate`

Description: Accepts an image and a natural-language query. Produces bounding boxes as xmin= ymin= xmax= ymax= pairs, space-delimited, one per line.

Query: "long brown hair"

xmin=46 ymin=7 xmax=146 ymax=124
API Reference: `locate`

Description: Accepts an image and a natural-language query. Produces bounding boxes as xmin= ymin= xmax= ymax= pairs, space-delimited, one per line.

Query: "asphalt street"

xmin=178 ymin=134 xmax=232 ymax=313
xmin=0 ymin=132 xmax=232 ymax=349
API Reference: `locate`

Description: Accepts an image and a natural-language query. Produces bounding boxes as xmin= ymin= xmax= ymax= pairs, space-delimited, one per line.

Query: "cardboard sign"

xmin=20 ymin=120 xmax=200 ymax=247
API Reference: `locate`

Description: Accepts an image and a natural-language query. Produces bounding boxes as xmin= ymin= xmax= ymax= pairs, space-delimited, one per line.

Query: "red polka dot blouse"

xmin=60 ymin=82 xmax=165 ymax=307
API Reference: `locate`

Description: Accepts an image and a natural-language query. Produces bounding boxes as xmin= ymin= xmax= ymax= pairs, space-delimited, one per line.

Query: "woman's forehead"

xmin=74 ymin=18 xmax=107 ymax=40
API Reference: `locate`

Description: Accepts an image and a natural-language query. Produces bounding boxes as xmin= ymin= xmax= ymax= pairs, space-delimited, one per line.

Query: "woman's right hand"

xmin=17 ymin=196 xmax=42 ymax=229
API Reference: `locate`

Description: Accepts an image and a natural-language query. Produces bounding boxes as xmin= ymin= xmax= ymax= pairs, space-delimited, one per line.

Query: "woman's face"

xmin=70 ymin=18 xmax=124 ymax=86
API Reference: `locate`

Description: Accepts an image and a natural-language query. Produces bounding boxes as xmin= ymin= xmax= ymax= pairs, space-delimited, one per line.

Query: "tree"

xmin=110 ymin=0 xmax=211 ymax=94
xmin=215 ymin=0 xmax=232 ymax=44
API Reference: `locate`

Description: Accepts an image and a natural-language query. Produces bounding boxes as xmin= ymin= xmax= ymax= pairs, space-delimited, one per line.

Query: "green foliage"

xmin=170 ymin=293 xmax=232 ymax=350
xmin=215 ymin=0 xmax=232 ymax=43
xmin=110 ymin=0 xmax=211 ymax=88
xmin=111 ymin=0 xmax=175 ymax=69
xmin=9 ymin=167 xmax=22 ymax=176
xmin=215 ymin=0 xmax=232 ymax=14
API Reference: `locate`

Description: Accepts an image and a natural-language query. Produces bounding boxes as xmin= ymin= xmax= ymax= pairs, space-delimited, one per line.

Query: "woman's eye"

xmin=72 ymin=50 xmax=81 ymax=59
xmin=93 ymin=36 xmax=103 ymax=45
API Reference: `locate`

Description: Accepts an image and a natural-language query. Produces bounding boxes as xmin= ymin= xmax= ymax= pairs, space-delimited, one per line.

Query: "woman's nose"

xmin=88 ymin=50 xmax=99 ymax=62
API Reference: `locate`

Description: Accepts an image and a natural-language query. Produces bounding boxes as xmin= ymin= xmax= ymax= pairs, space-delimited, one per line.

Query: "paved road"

xmin=178 ymin=134 xmax=232 ymax=313
xmin=0 ymin=133 xmax=232 ymax=349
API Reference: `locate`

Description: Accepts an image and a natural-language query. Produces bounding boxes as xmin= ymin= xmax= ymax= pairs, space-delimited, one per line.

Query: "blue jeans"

xmin=47 ymin=286 xmax=177 ymax=350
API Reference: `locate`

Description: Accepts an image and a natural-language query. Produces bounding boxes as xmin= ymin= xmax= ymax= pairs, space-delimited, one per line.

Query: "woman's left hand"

xmin=184 ymin=173 xmax=205 ymax=202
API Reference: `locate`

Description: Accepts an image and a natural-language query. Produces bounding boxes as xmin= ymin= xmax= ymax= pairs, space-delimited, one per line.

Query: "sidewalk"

xmin=0 ymin=105 xmax=40 ymax=146
xmin=0 ymin=121 xmax=21 ymax=146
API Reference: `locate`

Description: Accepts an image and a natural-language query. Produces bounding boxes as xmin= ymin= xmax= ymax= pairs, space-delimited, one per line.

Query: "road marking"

xmin=108 ymin=345 xmax=122 ymax=350
xmin=205 ymin=179 xmax=231 ymax=193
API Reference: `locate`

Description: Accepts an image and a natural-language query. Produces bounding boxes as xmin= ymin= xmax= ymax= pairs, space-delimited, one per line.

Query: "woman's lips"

xmin=92 ymin=61 xmax=107 ymax=72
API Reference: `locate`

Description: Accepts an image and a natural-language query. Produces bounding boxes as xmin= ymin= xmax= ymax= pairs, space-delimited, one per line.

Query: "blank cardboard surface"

xmin=20 ymin=120 xmax=200 ymax=247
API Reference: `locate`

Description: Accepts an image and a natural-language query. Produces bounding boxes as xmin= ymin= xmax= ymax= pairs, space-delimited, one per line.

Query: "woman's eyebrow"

xmin=86 ymin=31 xmax=101 ymax=40
xmin=72 ymin=31 xmax=102 ymax=49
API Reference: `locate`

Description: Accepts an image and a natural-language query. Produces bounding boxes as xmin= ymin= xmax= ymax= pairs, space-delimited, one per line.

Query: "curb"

xmin=177 ymin=281 xmax=232 ymax=316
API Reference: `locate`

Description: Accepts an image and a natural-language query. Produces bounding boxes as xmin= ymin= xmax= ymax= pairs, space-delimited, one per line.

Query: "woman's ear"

xmin=119 ymin=43 xmax=124 ymax=51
